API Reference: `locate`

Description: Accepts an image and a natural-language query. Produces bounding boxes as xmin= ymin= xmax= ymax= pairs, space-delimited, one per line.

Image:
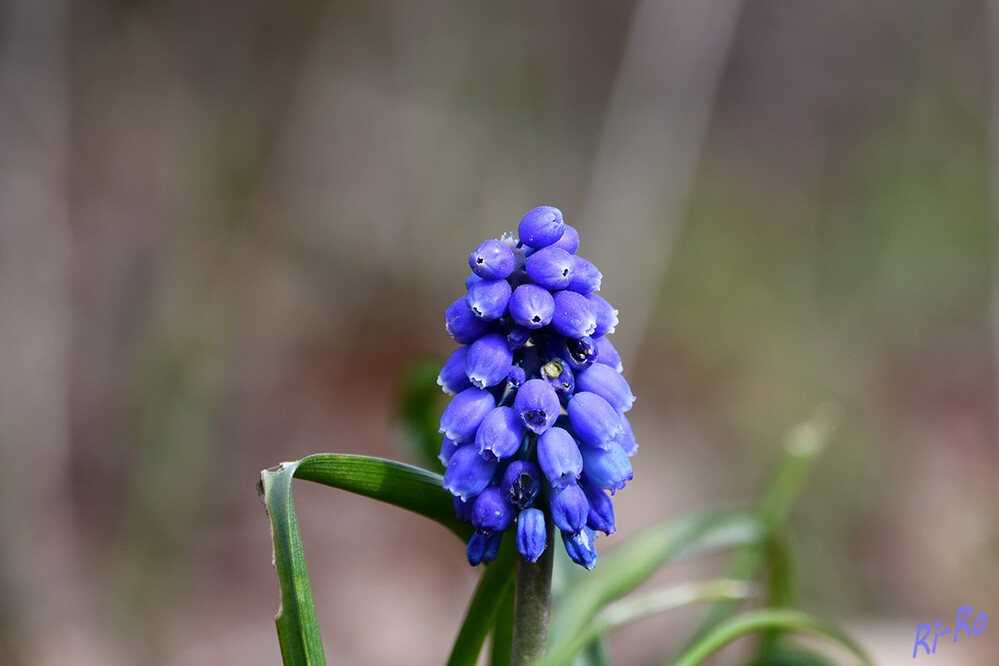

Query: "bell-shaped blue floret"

xmin=467 ymin=531 xmax=504 ymax=566
xmin=567 ymin=391 xmax=623 ymax=450
xmin=594 ymin=336 xmax=623 ymax=372
xmin=440 ymin=387 xmax=496 ymax=444
xmin=562 ymin=527 xmax=597 ymax=570
xmin=501 ymin=460 xmax=540 ymax=509
xmin=466 ymin=278 xmax=512 ymax=321
xmin=438 ymin=346 xmax=472 ymax=395
xmin=507 ymin=324 xmax=531 ymax=349
xmin=580 ymin=440 xmax=633 ymax=494
xmin=518 ymin=206 xmax=565 ymax=249
xmin=444 ymin=444 xmax=498 ymax=502
xmin=466 ymin=333 xmax=513 ymax=389
xmin=472 ymin=486 xmax=515 ymax=535
xmin=549 ymin=224 xmax=580 ymax=254
xmin=550 ymin=335 xmax=598 ymax=372
xmin=476 ymin=406 xmax=525 ymax=460
xmin=585 ymin=293 xmax=618 ymax=337
xmin=566 ymin=256 xmax=602 ymax=294
xmin=516 ymin=508 xmax=547 ymax=563
xmin=506 ymin=365 xmax=527 ymax=390
xmin=453 ymin=494 xmax=474 ymax=522
xmin=513 ymin=379 xmax=561 ymax=435
xmin=537 ymin=426 xmax=583 ymax=489
xmin=582 ymin=484 xmax=616 ymax=535
xmin=509 ymin=284 xmax=555 ymax=329
xmin=551 ymin=483 xmax=589 ymax=535
xmin=445 ymin=297 xmax=493 ymax=344
xmin=469 ymin=239 xmax=516 ymax=280
xmin=525 ymin=246 xmax=576 ymax=290
xmin=551 ymin=290 xmax=597 ymax=339
xmin=540 ymin=358 xmax=575 ymax=402
xmin=439 ymin=435 xmax=460 ymax=466
xmin=575 ymin=363 xmax=635 ymax=413
xmin=619 ymin=413 xmax=639 ymax=457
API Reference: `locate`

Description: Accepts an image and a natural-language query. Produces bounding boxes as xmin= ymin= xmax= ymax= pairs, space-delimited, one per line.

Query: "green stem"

xmin=511 ymin=520 xmax=555 ymax=665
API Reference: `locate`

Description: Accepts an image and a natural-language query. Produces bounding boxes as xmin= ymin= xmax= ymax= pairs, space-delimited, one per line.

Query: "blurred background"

xmin=1 ymin=1 xmax=997 ymax=664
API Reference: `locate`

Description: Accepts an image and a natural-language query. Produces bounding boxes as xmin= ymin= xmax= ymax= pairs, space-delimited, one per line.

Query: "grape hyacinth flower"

xmin=437 ymin=206 xmax=636 ymax=570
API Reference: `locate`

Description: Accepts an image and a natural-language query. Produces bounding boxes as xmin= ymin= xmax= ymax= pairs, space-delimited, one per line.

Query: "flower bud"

xmin=567 ymin=391 xmax=623 ymax=450
xmin=562 ymin=527 xmax=597 ymax=570
xmin=453 ymin=494 xmax=474 ymax=522
xmin=582 ymin=484 xmax=616 ymax=535
xmin=594 ymin=336 xmax=623 ymax=372
xmin=550 ymin=335 xmax=598 ymax=371
xmin=476 ymin=406 xmax=526 ymax=461
xmin=469 ymin=239 xmax=516 ymax=279
xmin=444 ymin=444 xmax=498 ymax=502
xmin=508 ymin=284 xmax=555 ymax=329
xmin=580 ymin=441 xmax=633 ymax=493
xmin=566 ymin=256 xmax=602 ymax=294
xmin=549 ymin=224 xmax=580 ymax=254
xmin=551 ymin=290 xmax=597 ymax=339
xmin=445 ymin=297 xmax=493 ymax=344
xmin=466 ymin=333 xmax=513 ymax=389
xmin=619 ymin=413 xmax=638 ymax=457
xmin=585 ymin=293 xmax=618 ymax=337
xmin=439 ymin=387 xmax=496 ymax=444
xmin=467 ymin=531 xmax=503 ymax=566
xmin=465 ymin=272 xmax=483 ymax=290
xmin=525 ymin=246 xmax=575 ymax=290
xmin=513 ymin=379 xmax=561 ymax=435
xmin=438 ymin=346 xmax=472 ymax=395
xmin=506 ymin=365 xmax=527 ymax=390
xmin=575 ymin=363 xmax=635 ymax=413
xmin=507 ymin=324 xmax=531 ymax=349
xmin=466 ymin=278 xmax=512 ymax=321
xmin=540 ymin=357 xmax=574 ymax=401
xmin=501 ymin=460 xmax=541 ymax=509
xmin=518 ymin=206 xmax=565 ymax=249
xmin=550 ymin=483 xmax=589 ymax=535
xmin=472 ymin=486 xmax=515 ymax=535
xmin=438 ymin=435 xmax=460 ymax=466
xmin=516 ymin=508 xmax=547 ymax=563
xmin=537 ymin=427 xmax=583 ymax=489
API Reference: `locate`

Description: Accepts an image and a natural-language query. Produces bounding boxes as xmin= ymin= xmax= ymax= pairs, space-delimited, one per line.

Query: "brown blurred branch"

xmin=0 ymin=0 xmax=78 ymax=663
xmin=578 ymin=0 xmax=744 ymax=365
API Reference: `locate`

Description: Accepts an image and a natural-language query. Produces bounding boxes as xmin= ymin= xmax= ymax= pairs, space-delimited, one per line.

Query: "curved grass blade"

xmin=489 ymin=583 xmax=515 ymax=666
xmin=548 ymin=510 xmax=765 ymax=651
xmin=745 ymin=646 xmax=841 ymax=666
xmin=260 ymin=460 xmax=324 ymax=666
xmin=448 ymin=536 xmax=516 ymax=666
xmin=542 ymin=580 xmax=756 ymax=666
xmin=292 ymin=453 xmax=473 ymax=540
xmin=686 ymin=407 xmax=836 ymax=648
xmin=261 ymin=454 xmax=475 ymax=665
xmin=672 ymin=608 xmax=873 ymax=666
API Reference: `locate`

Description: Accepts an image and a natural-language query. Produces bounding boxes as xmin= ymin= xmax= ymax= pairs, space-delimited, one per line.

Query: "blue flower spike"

xmin=438 ymin=207 xmax=636 ymax=568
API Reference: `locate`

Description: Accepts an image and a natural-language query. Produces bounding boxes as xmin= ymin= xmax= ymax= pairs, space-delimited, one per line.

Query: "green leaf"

xmin=547 ymin=510 xmax=765 ymax=657
xmin=542 ymin=580 xmax=756 ymax=666
xmin=292 ymin=453 xmax=472 ymax=540
xmin=260 ymin=460 xmax=325 ymax=666
xmin=745 ymin=646 xmax=841 ymax=666
xmin=671 ymin=609 xmax=873 ymax=666
xmin=448 ymin=536 xmax=516 ymax=666
xmin=260 ymin=454 xmax=474 ymax=665
xmin=688 ymin=407 xmax=836 ymax=646
xmin=396 ymin=358 xmax=448 ymax=469
xmin=489 ymin=584 xmax=515 ymax=666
